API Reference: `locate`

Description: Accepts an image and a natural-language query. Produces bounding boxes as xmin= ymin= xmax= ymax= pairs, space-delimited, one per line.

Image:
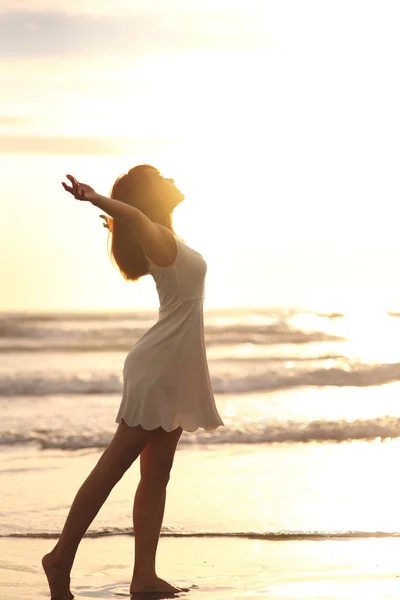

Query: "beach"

xmin=3 ymin=0 xmax=400 ymax=595
xmin=2 ymin=534 xmax=400 ymax=599
xmin=1 ymin=308 xmax=400 ymax=599
xmin=1 ymin=440 xmax=400 ymax=599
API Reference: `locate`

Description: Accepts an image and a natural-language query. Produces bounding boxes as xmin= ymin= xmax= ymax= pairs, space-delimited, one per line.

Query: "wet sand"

xmin=1 ymin=535 xmax=399 ymax=600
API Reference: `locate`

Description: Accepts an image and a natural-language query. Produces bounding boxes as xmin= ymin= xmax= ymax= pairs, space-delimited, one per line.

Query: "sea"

xmin=1 ymin=307 xmax=400 ymax=541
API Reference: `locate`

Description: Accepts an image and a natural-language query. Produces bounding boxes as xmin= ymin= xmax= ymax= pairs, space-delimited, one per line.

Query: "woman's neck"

xmin=156 ymin=213 xmax=173 ymax=230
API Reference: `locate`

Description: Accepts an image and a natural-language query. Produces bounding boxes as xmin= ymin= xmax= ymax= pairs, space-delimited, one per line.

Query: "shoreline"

xmin=1 ymin=535 xmax=399 ymax=600
xmin=3 ymin=530 xmax=400 ymax=541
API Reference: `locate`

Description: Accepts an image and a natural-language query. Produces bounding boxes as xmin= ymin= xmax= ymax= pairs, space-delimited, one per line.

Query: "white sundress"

xmin=115 ymin=236 xmax=225 ymax=432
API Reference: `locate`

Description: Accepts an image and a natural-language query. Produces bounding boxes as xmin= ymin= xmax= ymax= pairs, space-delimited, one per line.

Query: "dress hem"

xmin=115 ymin=415 xmax=225 ymax=433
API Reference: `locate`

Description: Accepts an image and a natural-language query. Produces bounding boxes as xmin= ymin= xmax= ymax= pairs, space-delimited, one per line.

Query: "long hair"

xmin=107 ymin=164 xmax=173 ymax=281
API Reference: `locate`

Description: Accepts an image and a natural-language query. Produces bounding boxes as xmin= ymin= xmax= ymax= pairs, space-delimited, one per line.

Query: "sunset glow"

xmin=1 ymin=1 xmax=399 ymax=311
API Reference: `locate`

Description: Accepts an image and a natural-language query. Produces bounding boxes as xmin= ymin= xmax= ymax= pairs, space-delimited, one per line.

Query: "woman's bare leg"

xmin=130 ymin=426 xmax=185 ymax=594
xmin=42 ymin=421 xmax=152 ymax=599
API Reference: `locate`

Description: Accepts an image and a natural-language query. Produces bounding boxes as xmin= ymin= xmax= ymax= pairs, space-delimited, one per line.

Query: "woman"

xmin=42 ymin=165 xmax=225 ymax=599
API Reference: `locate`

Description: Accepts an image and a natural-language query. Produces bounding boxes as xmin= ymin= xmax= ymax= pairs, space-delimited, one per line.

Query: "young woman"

xmin=42 ymin=165 xmax=224 ymax=599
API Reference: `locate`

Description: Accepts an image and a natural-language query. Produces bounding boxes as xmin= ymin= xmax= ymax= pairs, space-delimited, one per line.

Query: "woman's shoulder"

xmin=145 ymin=226 xmax=181 ymax=269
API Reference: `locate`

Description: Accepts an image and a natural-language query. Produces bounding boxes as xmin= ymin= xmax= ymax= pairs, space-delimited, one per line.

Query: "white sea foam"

xmin=1 ymin=360 xmax=400 ymax=396
xmin=0 ymin=416 xmax=398 ymax=449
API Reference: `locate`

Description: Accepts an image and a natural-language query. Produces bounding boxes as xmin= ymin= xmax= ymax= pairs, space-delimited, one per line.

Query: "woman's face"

xmin=148 ymin=170 xmax=185 ymax=212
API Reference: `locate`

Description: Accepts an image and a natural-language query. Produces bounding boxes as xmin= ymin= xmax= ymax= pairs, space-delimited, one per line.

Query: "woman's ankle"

xmin=48 ymin=544 xmax=75 ymax=567
xmin=132 ymin=567 xmax=157 ymax=581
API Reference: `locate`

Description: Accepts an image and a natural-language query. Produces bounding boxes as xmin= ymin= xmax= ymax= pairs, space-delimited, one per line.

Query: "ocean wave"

xmin=0 ymin=311 xmax=155 ymax=326
xmin=1 ymin=361 xmax=400 ymax=396
xmin=0 ymin=373 xmax=122 ymax=396
xmin=206 ymin=328 xmax=343 ymax=347
xmin=0 ymin=314 xmax=345 ymax=352
xmin=1 ymin=416 xmax=398 ymax=449
xmin=213 ymin=362 xmax=400 ymax=392
xmin=1 ymin=529 xmax=398 ymax=540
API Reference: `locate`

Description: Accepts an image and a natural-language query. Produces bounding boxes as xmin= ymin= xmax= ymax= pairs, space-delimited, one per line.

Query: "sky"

xmin=0 ymin=0 xmax=400 ymax=312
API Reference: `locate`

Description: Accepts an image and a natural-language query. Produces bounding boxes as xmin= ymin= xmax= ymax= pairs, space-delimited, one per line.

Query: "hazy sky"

xmin=1 ymin=0 xmax=399 ymax=312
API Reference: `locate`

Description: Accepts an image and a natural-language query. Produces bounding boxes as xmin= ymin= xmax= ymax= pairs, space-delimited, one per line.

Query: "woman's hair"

xmin=107 ymin=164 xmax=174 ymax=281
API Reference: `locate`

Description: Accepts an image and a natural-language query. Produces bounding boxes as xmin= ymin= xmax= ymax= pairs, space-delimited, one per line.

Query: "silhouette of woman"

xmin=42 ymin=165 xmax=224 ymax=599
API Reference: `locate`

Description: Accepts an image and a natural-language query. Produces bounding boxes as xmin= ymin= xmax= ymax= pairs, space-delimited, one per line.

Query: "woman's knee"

xmin=142 ymin=460 xmax=174 ymax=486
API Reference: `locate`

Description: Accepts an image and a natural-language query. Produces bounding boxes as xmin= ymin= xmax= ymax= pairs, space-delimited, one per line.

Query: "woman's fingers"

xmin=63 ymin=175 xmax=85 ymax=200
xmin=99 ymin=214 xmax=109 ymax=229
xmin=63 ymin=175 xmax=79 ymax=196
xmin=63 ymin=175 xmax=94 ymax=201
xmin=66 ymin=174 xmax=80 ymax=197
xmin=62 ymin=181 xmax=74 ymax=193
xmin=66 ymin=174 xmax=78 ymax=187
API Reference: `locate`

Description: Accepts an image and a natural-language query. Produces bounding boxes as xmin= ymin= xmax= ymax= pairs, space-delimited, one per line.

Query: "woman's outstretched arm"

xmin=62 ymin=174 xmax=177 ymax=265
xmin=62 ymin=174 xmax=141 ymax=223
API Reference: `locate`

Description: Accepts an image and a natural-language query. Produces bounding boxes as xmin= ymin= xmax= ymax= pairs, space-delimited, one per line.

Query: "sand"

xmin=1 ymin=535 xmax=399 ymax=600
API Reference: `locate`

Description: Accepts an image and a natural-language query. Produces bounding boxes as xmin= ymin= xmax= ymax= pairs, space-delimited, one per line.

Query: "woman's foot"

xmin=42 ymin=551 xmax=74 ymax=599
xmin=130 ymin=575 xmax=189 ymax=594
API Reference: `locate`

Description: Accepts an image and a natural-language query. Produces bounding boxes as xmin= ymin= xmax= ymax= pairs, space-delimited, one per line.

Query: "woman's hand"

xmin=62 ymin=174 xmax=100 ymax=203
xmin=99 ymin=214 xmax=111 ymax=230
